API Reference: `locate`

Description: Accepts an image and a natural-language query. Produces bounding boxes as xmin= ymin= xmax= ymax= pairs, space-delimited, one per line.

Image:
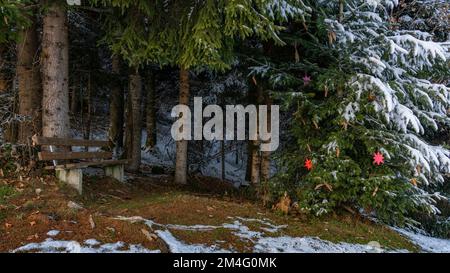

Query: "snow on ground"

xmin=15 ymin=216 xmax=450 ymax=253
xmin=115 ymin=216 xmax=398 ymax=253
xmin=393 ymin=228 xmax=450 ymax=253
xmin=155 ymin=230 xmax=230 ymax=253
xmin=12 ymin=238 xmax=160 ymax=253
xmin=46 ymin=230 xmax=60 ymax=237
xmin=254 ymin=237 xmax=387 ymax=253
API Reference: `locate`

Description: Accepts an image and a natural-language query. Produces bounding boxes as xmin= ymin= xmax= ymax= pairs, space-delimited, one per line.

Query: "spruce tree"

xmin=251 ymin=0 xmax=450 ymax=225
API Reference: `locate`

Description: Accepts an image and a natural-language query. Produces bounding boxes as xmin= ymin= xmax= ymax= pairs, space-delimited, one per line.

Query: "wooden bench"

xmin=32 ymin=135 xmax=128 ymax=194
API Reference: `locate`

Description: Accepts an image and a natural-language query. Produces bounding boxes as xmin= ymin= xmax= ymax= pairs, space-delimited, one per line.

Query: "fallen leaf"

xmin=141 ymin=229 xmax=158 ymax=242
xmin=26 ymin=234 xmax=39 ymax=240
xmin=273 ymin=192 xmax=291 ymax=215
xmin=89 ymin=215 xmax=95 ymax=229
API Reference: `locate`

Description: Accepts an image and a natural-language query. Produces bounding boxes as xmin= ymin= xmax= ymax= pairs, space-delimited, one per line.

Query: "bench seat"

xmin=32 ymin=135 xmax=128 ymax=194
xmin=44 ymin=159 xmax=129 ymax=170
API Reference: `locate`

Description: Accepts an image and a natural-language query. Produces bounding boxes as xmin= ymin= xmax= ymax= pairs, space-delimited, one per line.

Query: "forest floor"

xmin=0 ymin=169 xmax=425 ymax=252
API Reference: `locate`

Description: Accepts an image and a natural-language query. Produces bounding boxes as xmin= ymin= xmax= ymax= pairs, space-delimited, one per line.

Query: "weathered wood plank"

xmin=32 ymin=135 xmax=109 ymax=147
xmin=44 ymin=159 xmax=128 ymax=170
xmin=38 ymin=151 xmax=113 ymax=161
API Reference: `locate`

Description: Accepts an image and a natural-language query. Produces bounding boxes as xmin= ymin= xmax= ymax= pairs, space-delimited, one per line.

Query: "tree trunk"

xmin=260 ymin=96 xmax=272 ymax=183
xmin=41 ymin=2 xmax=69 ymax=138
xmin=221 ymin=99 xmax=226 ymax=181
xmin=109 ymin=55 xmax=124 ymax=150
xmin=17 ymin=17 xmax=42 ymax=143
xmin=174 ymin=68 xmax=190 ymax=184
xmin=126 ymin=69 xmax=142 ymax=172
xmin=70 ymin=73 xmax=79 ymax=114
xmin=260 ymin=148 xmax=271 ymax=184
xmin=145 ymin=70 xmax=157 ymax=149
xmin=125 ymin=91 xmax=132 ymax=160
xmin=245 ymin=142 xmax=253 ymax=181
xmin=0 ymin=46 xmax=8 ymax=93
xmin=221 ymin=140 xmax=226 ymax=181
xmin=84 ymin=73 xmax=92 ymax=143
xmin=250 ymin=142 xmax=261 ymax=185
xmin=246 ymin=78 xmax=263 ymax=185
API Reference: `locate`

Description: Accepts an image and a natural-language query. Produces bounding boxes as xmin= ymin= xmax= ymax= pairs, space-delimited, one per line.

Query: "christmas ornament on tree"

xmin=304 ymin=158 xmax=313 ymax=170
xmin=303 ymin=74 xmax=311 ymax=86
xmin=373 ymin=152 xmax=384 ymax=166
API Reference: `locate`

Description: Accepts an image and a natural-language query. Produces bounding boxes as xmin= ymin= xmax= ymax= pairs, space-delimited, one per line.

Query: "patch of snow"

xmin=260 ymin=227 xmax=283 ymax=233
xmin=394 ymin=228 xmax=450 ymax=253
xmin=165 ymin=224 xmax=219 ymax=231
xmin=46 ymin=230 xmax=60 ymax=237
xmin=84 ymin=239 xmax=101 ymax=246
xmin=12 ymin=238 xmax=160 ymax=253
xmin=254 ymin=236 xmax=388 ymax=253
xmin=233 ymin=217 xmax=287 ymax=233
xmin=155 ymin=230 xmax=230 ymax=253
xmin=114 ymin=216 xmax=157 ymax=228
xmin=223 ymin=221 xmax=263 ymax=241
xmin=116 ymin=216 xmax=227 ymax=231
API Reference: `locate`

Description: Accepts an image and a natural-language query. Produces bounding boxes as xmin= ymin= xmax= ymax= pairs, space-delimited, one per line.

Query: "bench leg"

xmin=56 ymin=169 xmax=83 ymax=195
xmin=105 ymin=165 xmax=124 ymax=183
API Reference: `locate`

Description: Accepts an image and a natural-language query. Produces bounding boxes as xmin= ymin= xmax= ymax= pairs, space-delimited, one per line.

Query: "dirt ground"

xmin=0 ymin=170 xmax=418 ymax=252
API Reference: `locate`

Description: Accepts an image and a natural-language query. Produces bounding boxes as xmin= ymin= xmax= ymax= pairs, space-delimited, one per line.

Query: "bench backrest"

xmin=32 ymin=135 xmax=111 ymax=161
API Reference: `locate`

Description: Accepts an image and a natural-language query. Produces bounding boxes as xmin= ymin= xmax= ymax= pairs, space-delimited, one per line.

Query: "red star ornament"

xmin=303 ymin=74 xmax=311 ymax=86
xmin=373 ymin=151 xmax=384 ymax=166
xmin=304 ymin=158 xmax=313 ymax=170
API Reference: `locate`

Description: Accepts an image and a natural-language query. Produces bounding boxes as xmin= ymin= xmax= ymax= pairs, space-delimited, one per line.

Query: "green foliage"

xmin=91 ymin=0 xmax=309 ymax=70
xmin=0 ymin=0 xmax=32 ymax=44
xmin=0 ymin=185 xmax=15 ymax=204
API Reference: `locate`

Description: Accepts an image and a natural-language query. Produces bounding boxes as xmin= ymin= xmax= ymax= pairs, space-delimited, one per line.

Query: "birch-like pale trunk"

xmin=41 ymin=2 xmax=69 ymax=138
